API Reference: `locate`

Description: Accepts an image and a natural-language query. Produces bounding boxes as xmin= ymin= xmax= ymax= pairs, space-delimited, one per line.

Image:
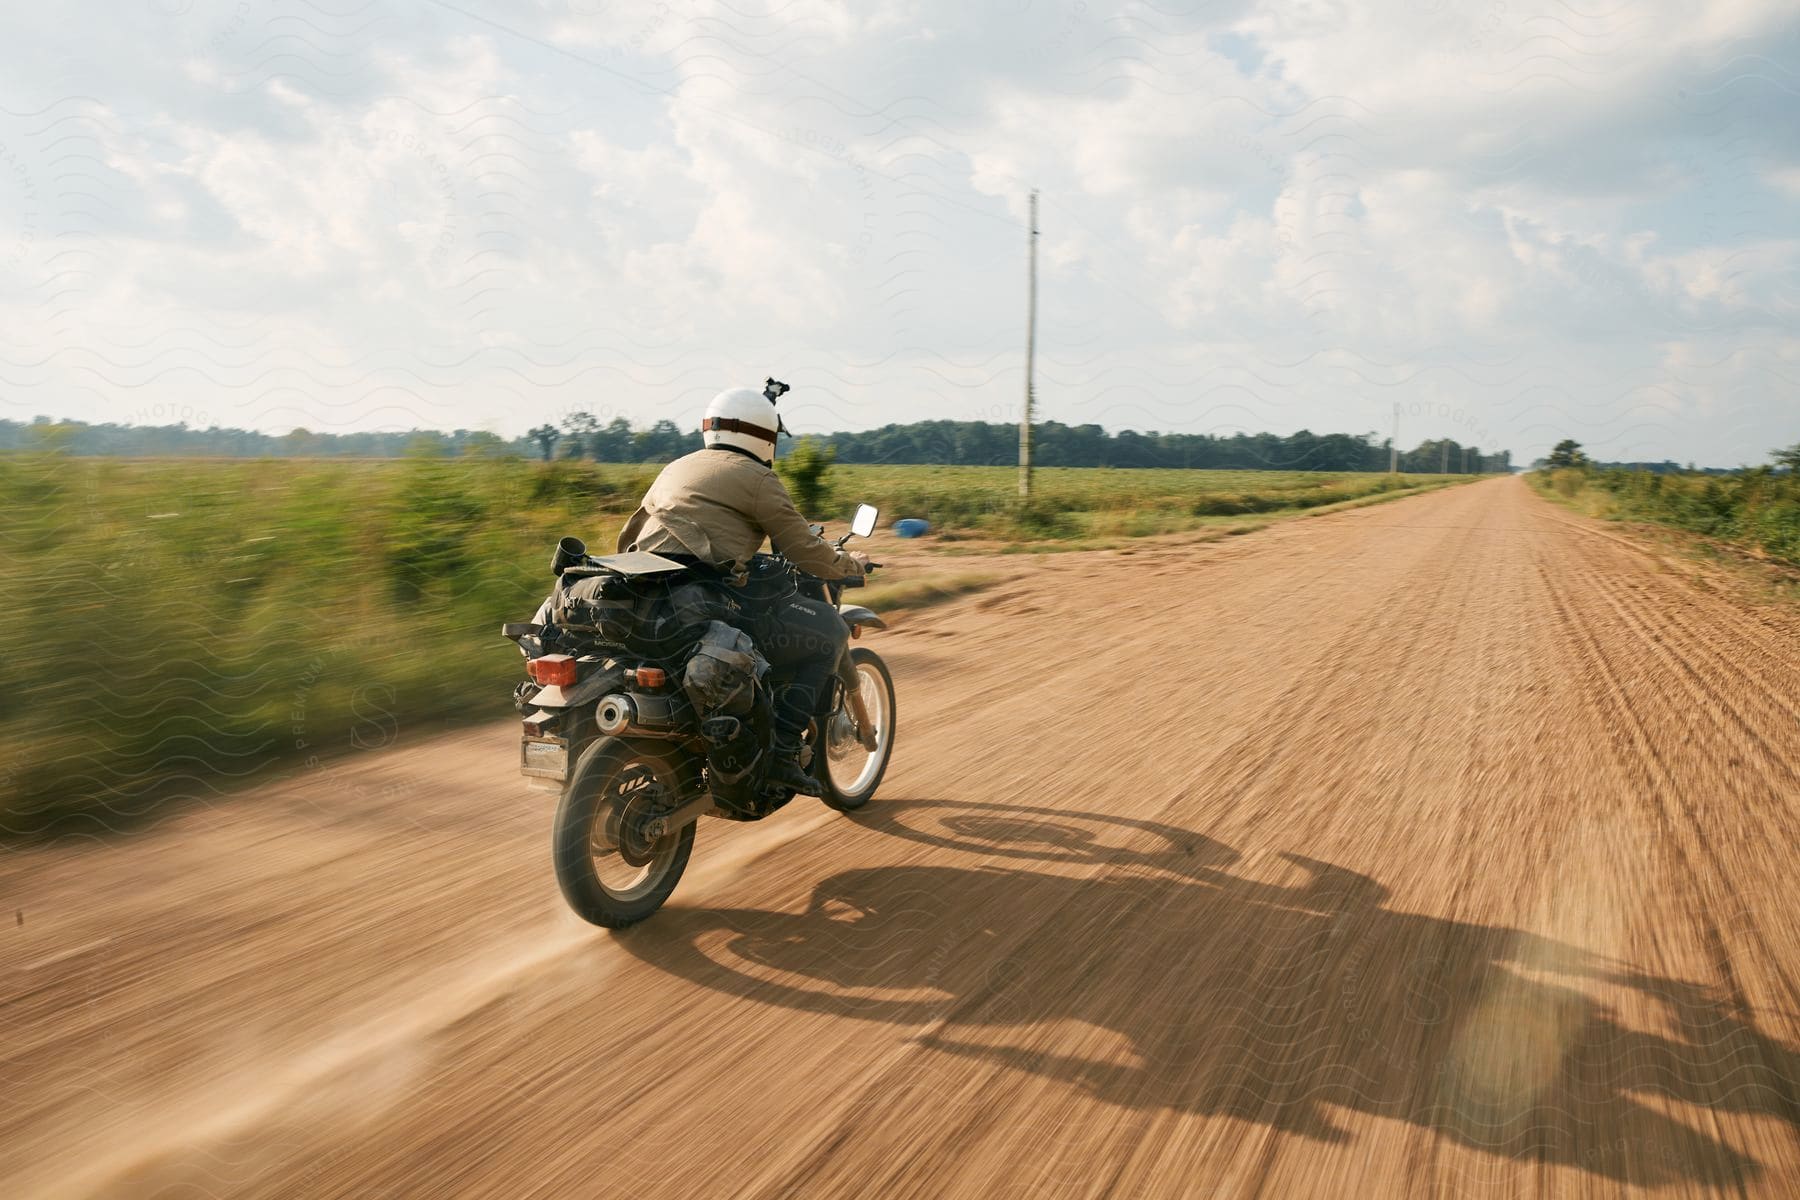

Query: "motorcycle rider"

xmin=615 ymin=380 xmax=867 ymax=796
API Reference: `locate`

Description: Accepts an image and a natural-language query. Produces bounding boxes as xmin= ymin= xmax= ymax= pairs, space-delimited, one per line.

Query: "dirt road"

xmin=6 ymin=477 xmax=1800 ymax=1198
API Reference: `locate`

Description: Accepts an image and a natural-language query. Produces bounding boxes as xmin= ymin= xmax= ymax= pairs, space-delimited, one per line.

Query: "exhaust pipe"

xmin=551 ymin=536 xmax=587 ymax=577
xmin=595 ymin=694 xmax=636 ymax=735
xmin=595 ymin=692 xmax=690 ymax=739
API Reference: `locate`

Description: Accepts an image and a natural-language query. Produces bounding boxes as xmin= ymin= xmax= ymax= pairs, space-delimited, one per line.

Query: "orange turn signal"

xmin=527 ymin=654 xmax=578 ymax=687
xmin=629 ymin=666 xmax=667 ymax=688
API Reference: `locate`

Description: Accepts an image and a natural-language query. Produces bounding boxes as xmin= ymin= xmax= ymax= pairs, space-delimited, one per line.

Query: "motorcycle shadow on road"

xmin=616 ymin=799 xmax=1797 ymax=1188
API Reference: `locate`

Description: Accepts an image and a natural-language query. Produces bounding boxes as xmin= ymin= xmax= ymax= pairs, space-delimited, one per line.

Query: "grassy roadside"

xmin=1049 ymin=474 xmax=1476 ymax=550
xmin=1530 ymin=466 xmax=1800 ymax=565
xmin=857 ymin=571 xmax=1004 ymax=612
xmin=1528 ymin=468 xmax=1800 ymax=606
xmin=829 ymin=464 xmax=1473 ymax=547
xmin=0 ymin=454 xmax=1480 ymax=834
xmin=854 ymin=474 xmax=1483 ymax=617
xmin=0 ymin=454 xmax=576 ymax=836
xmin=898 ymin=474 xmax=1478 ymax=555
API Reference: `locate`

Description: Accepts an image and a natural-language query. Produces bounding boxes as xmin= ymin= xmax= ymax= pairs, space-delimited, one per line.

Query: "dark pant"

xmin=739 ymin=593 xmax=850 ymax=738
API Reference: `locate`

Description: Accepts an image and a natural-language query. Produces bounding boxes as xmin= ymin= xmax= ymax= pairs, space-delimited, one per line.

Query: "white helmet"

xmin=702 ymin=381 xmax=788 ymax=460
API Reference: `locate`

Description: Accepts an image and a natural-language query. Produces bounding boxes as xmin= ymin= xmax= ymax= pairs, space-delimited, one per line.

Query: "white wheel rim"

xmin=826 ymin=663 xmax=891 ymax=797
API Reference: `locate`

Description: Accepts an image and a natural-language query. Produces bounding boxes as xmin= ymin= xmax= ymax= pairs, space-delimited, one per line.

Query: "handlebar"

xmin=839 ymin=562 xmax=881 ymax=589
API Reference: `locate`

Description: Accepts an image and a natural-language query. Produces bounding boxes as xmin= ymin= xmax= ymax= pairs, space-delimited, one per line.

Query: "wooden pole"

xmin=1020 ymin=189 xmax=1038 ymax=500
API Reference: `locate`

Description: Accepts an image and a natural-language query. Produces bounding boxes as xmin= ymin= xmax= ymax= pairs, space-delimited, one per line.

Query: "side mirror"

xmin=850 ymin=503 xmax=879 ymax=539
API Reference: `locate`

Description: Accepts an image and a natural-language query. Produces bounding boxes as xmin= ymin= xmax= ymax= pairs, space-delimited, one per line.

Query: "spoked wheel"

xmin=821 ymin=647 xmax=896 ymax=812
xmin=553 ymin=740 xmax=695 ymax=928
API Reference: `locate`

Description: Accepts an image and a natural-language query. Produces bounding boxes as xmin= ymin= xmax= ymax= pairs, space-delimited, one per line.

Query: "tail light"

xmin=527 ymin=654 xmax=578 ymax=687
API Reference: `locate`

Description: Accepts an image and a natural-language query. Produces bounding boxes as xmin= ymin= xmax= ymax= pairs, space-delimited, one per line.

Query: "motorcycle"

xmin=502 ymin=503 xmax=895 ymax=927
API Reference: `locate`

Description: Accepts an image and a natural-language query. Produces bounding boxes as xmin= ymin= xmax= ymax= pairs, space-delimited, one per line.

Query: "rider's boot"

xmin=765 ymin=731 xmax=822 ymax=797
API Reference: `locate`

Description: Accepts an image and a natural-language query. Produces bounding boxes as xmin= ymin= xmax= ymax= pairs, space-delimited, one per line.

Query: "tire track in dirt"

xmin=1533 ymin=511 xmax=1800 ymax=730
xmin=1522 ymin=497 xmax=1800 ymax=1184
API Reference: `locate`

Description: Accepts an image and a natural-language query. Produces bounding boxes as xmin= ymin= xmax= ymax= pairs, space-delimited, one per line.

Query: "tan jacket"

xmin=616 ymin=448 xmax=865 ymax=581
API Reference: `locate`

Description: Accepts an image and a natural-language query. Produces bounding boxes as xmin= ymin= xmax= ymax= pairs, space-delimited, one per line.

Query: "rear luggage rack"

xmin=561 ymin=551 xmax=691 ymax=578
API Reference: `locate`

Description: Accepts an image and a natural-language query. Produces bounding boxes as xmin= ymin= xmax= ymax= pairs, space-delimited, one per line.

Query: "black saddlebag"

xmin=683 ymin=620 xmax=779 ymax=813
xmin=553 ymin=574 xmax=743 ymax=658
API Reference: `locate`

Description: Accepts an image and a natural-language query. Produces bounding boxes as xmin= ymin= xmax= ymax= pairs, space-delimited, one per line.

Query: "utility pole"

xmin=1441 ymin=441 xmax=1449 ymax=474
xmin=1020 ymin=189 xmax=1038 ymax=500
xmin=1390 ymin=404 xmax=1400 ymax=474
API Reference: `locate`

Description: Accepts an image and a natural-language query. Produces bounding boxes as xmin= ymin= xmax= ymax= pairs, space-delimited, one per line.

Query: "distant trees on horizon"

xmin=1532 ymin=437 xmax=1773 ymax=476
xmin=1 ymin=413 xmax=1513 ymax=475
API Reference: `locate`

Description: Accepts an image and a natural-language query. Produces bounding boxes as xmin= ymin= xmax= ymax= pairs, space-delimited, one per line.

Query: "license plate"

xmin=520 ymin=737 xmax=568 ymax=781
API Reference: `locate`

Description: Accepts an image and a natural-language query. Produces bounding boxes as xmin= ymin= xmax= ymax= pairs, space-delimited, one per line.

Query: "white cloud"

xmin=1767 ymin=166 xmax=1800 ymax=197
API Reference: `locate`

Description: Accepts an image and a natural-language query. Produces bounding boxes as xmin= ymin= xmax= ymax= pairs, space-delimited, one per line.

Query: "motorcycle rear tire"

xmin=553 ymin=739 xmax=695 ymax=928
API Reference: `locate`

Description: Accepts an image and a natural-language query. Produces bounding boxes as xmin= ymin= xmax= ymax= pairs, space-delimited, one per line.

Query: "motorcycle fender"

xmin=531 ymin=665 xmax=627 ymax=709
xmin=837 ymin=604 xmax=886 ymax=631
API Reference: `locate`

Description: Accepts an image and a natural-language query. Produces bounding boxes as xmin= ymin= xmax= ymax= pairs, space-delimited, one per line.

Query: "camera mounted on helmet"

xmin=764 ymin=378 xmax=791 ymax=439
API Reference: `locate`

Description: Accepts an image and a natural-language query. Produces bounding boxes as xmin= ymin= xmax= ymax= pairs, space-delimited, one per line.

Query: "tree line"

xmin=0 ymin=417 xmax=516 ymax=459
xmin=3 ymin=413 xmax=1513 ymax=474
xmin=807 ymin=420 xmax=1508 ymax=473
xmin=1539 ymin=438 xmax=1794 ymax=477
xmin=1536 ymin=439 xmax=1742 ymax=476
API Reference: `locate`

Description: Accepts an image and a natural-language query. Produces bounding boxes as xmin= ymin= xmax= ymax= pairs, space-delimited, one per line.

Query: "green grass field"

xmin=0 ymin=453 xmax=1474 ymax=832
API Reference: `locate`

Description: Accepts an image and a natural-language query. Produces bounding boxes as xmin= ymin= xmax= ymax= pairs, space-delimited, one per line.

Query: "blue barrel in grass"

xmin=893 ymin=518 xmax=930 ymax=539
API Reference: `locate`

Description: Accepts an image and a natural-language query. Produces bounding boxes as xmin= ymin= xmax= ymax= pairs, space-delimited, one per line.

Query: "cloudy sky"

xmin=2 ymin=0 xmax=1796 ymax=465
